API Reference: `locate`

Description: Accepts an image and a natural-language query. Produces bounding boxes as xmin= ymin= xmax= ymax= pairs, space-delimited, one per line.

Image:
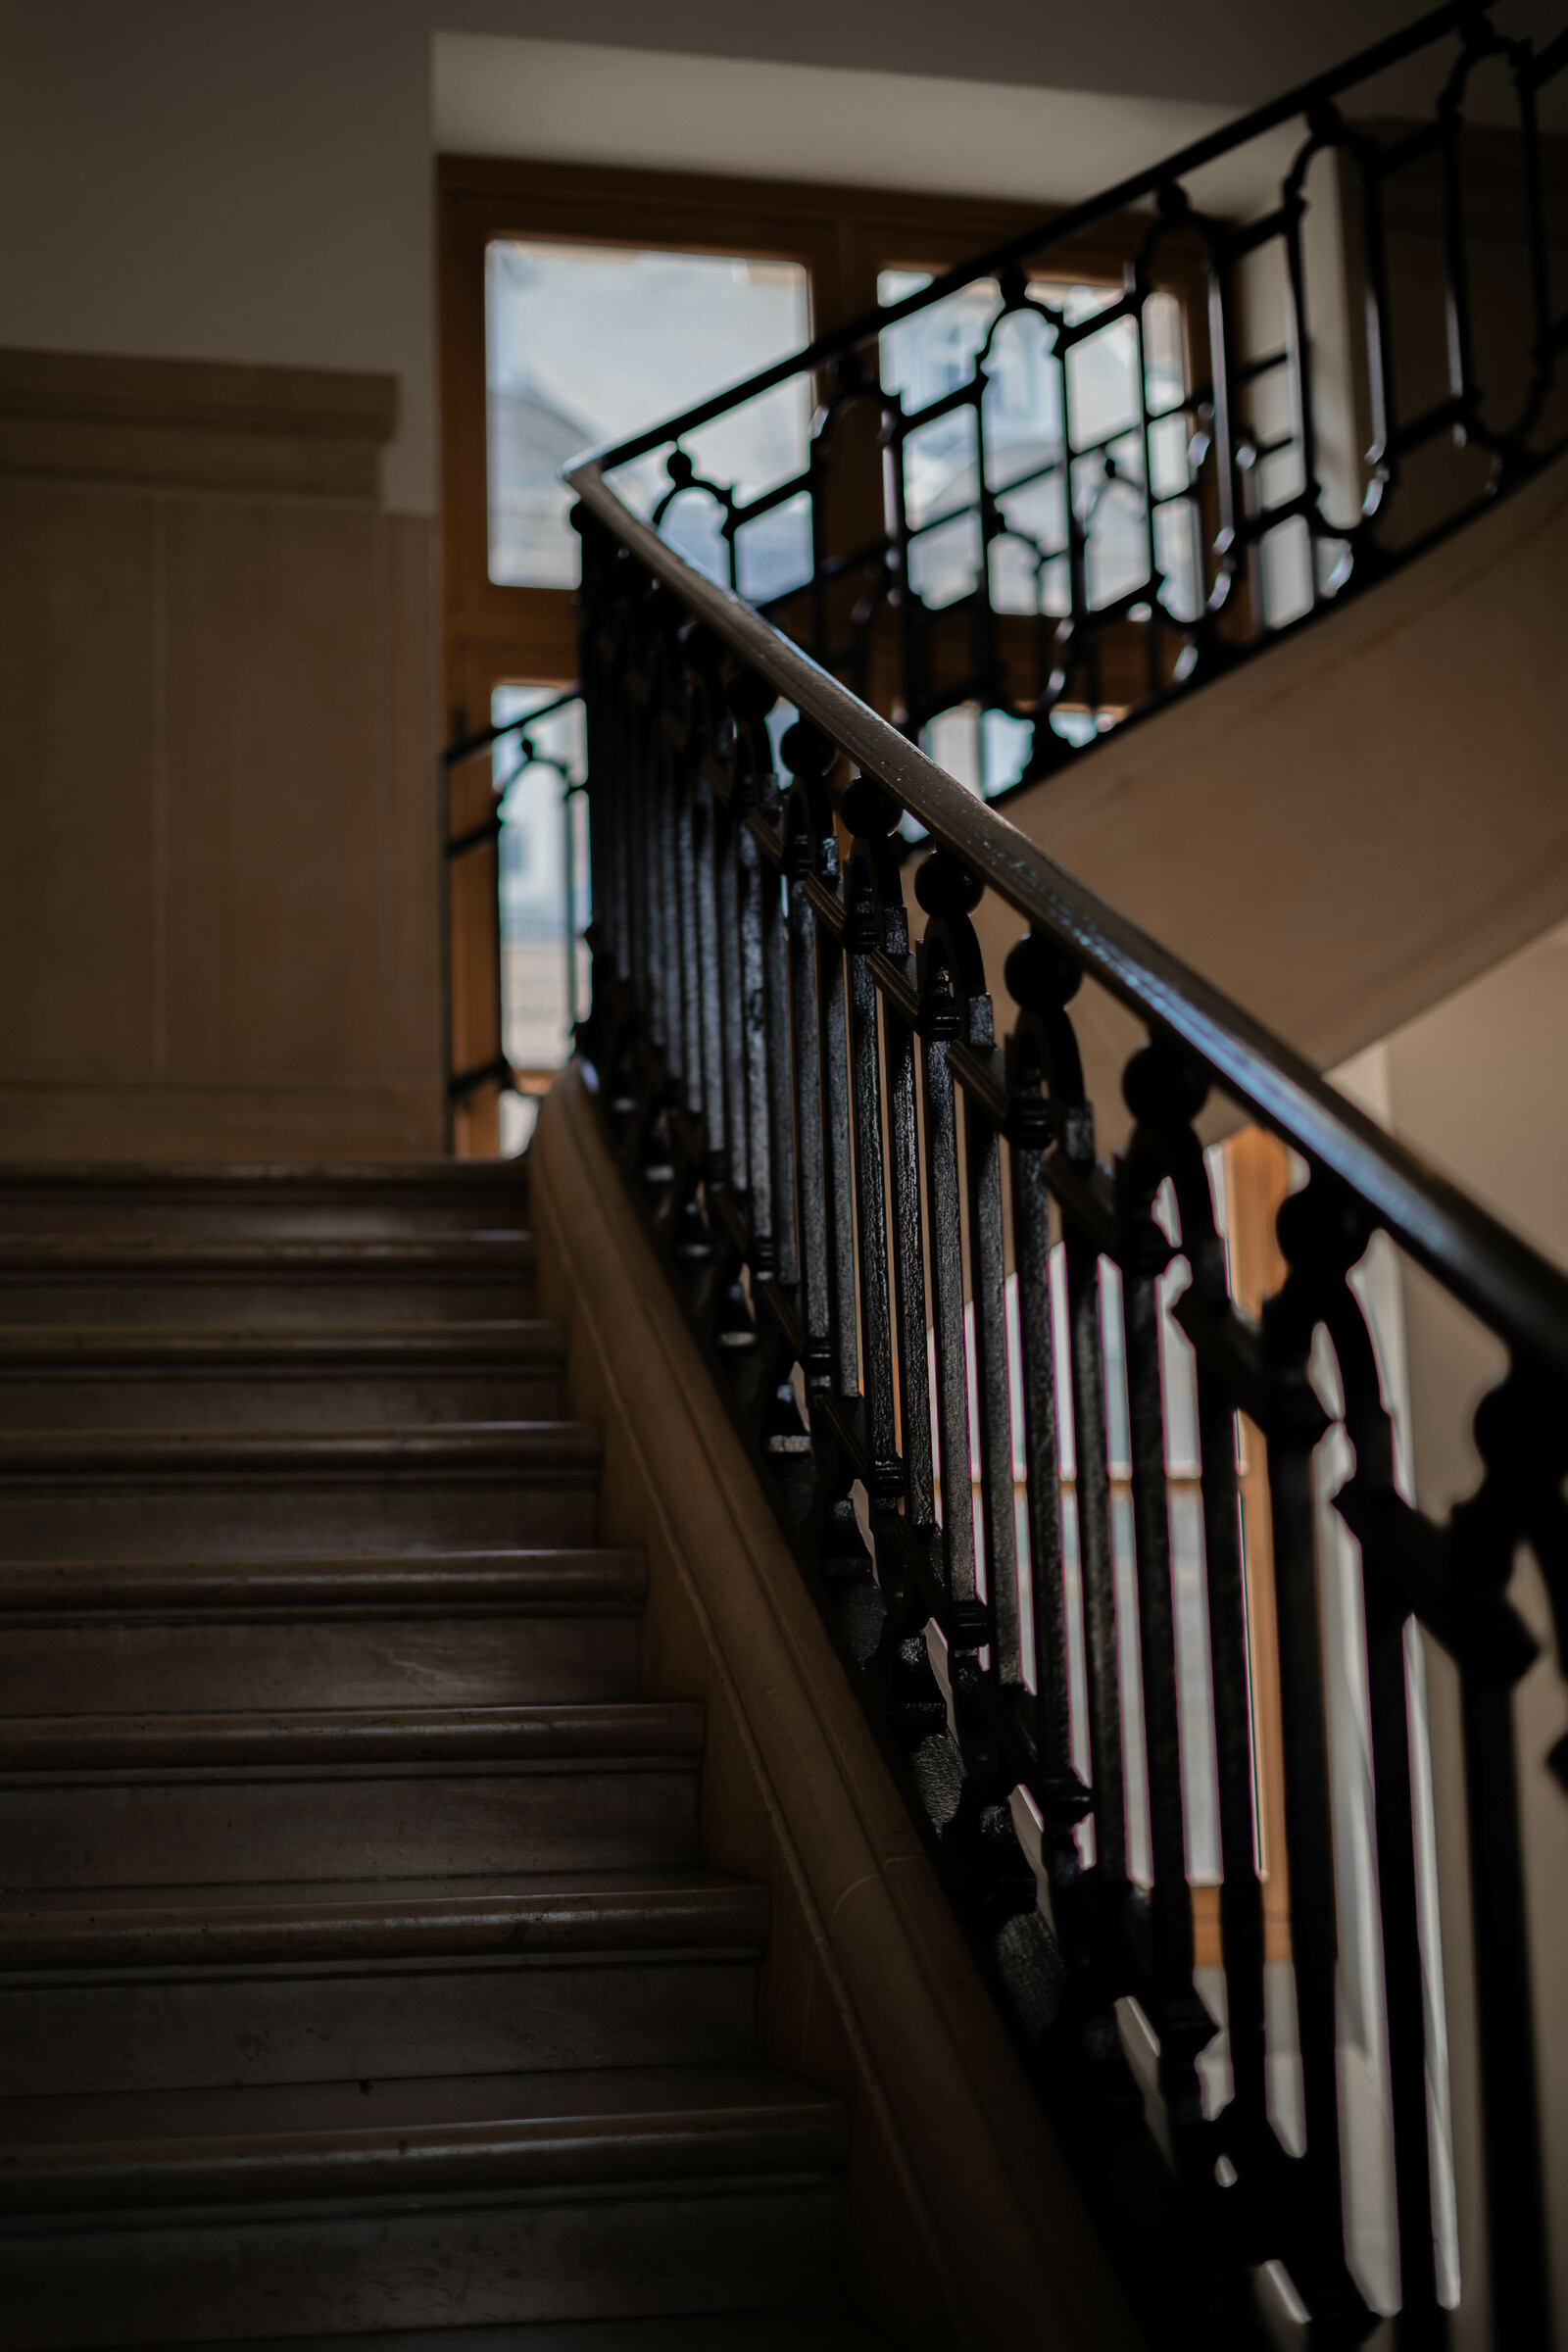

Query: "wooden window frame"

xmin=437 ymin=154 xmax=1191 ymax=730
xmin=436 ymin=157 xmax=1203 ymax=1149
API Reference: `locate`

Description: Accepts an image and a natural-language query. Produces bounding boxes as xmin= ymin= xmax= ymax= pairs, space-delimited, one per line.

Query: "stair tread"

xmin=0 ymin=1236 xmax=533 ymax=1267
xmin=0 ymin=1423 xmax=601 ymax=1477
xmin=1 ymin=2056 xmax=833 ymax=2144
xmin=0 ymin=1867 xmax=767 ymax=1966
xmin=0 ymin=1549 xmax=646 ymax=1617
xmin=0 ymin=1700 xmax=704 ymax=1771
xmin=0 ymin=1156 xmax=849 ymax=2337
xmin=0 ymin=1160 xmax=527 ymax=1189
xmin=0 ymin=1321 xmax=567 ymax=1367
xmin=0 ymin=2063 xmax=845 ymax=2208
xmin=127 ymin=2320 xmax=878 ymax=2351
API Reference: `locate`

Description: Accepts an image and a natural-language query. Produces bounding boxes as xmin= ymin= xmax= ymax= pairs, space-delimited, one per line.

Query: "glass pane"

xmin=486 ymin=242 xmax=810 ymax=590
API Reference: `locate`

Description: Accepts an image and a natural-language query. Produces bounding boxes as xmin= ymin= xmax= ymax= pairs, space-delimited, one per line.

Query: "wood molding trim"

xmin=0 ymin=347 xmax=398 ymax=499
xmin=532 ymin=1061 xmax=1143 ymax=2352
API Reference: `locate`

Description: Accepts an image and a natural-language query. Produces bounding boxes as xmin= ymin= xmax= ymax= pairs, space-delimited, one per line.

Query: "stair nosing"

xmin=0 ymin=2107 xmax=846 ymax=2218
xmin=0 ymin=1699 xmax=704 ymax=1775
xmin=0 ymin=2065 xmax=845 ymax=2217
xmin=0 ymin=1160 xmax=531 ymax=1189
xmin=0 ymin=1548 xmax=647 ymax=1622
xmin=0 ymin=1423 xmax=602 ymax=1484
xmin=0 ymin=1237 xmax=534 ymax=1261
xmin=0 ymin=1322 xmax=567 ymax=1374
xmin=0 ymin=1870 xmax=768 ymax=1970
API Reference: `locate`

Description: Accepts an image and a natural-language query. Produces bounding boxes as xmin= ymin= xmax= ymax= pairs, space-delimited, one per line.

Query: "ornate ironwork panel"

xmin=574 ymin=2 xmax=1568 ymax=803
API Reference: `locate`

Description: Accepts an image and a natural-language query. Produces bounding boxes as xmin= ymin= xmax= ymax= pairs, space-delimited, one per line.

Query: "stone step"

xmin=157 ymin=2320 xmax=882 ymax=2351
xmin=0 ymin=1154 xmax=857 ymax=2352
xmin=0 ymin=2064 xmax=846 ymax=2348
xmin=0 ymin=1162 xmax=530 ymax=1238
xmin=0 ymin=1425 xmax=602 ymax=1558
xmin=0 ymin=1702 xmax=705 ymax=1888
xmin=0 ymin=1869 xmax=767 ymax=2094
xmin=0 ymin=1323 xmax=568 ymax=1428
xmin=0 ymin=1237 xmax=536 ymax=1326
xmin=0 ymin=1549 xmax=646 ymax=1712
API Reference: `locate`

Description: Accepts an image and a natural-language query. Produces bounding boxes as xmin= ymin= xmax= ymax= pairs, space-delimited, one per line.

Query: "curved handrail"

xmin=569 ymin=453 xmax=1568 ymax=1379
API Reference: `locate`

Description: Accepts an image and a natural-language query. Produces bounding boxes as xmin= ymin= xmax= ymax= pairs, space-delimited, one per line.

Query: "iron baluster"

xmin=1061 ymin=1167 xmax=1127 ymax=1886
xmin=732 ymin=698 xmax=777 ymax=1273
xmin=674 ymin=750 xmax=703 ymax=1123
xmin=915 ymin=858 xmax=981 ymax=1624
xmin=1453 ymin=1367 xmax=1553 ymax=2347
xmin=1117 ymin=1045 xmax=1212 ymax=2166
xmin=1145 ymin=1057 xmax=1270 ymax=2193
xmin=1003 ymin=935 xmax=1081 ymax=1830
xmin=842 ymin=788 xmax=903 ymax=1506
xmin=1260 ymin=1181 xmax=1369 ymax=2326
xmin=715 ymin=787 xmax=750 ymax=1200
xmin=956 ymin=990 xmax=1023 ymax=1696
xmin=691 ymin=764 xmax=726 ymax=1184
xmin=754 ymin=774 xmax=801 ymax=1292
xmin=781 ymin=732 xmax=837 ymax=1393
xmin=811 ymin=842 xmax=860 ymax=1410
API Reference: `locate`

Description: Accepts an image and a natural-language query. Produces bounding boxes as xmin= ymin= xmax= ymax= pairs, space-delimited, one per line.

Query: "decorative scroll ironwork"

xmin=442 ymin=690 xmax=585 ymax=1108
xmin=577 ymin=0 xmax=1568 ymax=799
xmin=567 ymin=456 xmax=1568 ymax=2346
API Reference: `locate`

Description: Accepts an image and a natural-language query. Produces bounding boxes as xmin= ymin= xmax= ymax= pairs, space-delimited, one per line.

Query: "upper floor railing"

xmin=443 ymin=688 xmax=587 ymax=1130
xmin=556 ymin=6 xmax=1568 ymax=2342
xmin=578 ymin=0 xmax=1568 ymax=797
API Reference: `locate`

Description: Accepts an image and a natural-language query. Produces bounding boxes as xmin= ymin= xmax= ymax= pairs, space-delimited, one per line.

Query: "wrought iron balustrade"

xmin=564 ymin=430 xmax=1568 ymax=2342
xmin=442 ymin=689 xmax=587 ymax=1121
xmin=577 ymin=0 xmax=1568 ymax=798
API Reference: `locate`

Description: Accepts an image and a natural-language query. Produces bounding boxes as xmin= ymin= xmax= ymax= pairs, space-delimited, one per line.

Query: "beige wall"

xmin=0 ymin=351 xmax=444 ymax=1161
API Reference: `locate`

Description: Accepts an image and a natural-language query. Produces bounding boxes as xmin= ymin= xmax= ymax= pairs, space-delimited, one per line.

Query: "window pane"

xmin=486 ymin=241 xmax=810 ymax=590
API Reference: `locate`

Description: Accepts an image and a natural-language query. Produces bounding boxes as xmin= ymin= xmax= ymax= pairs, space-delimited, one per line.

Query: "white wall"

xmin=1 ymin=0 xmax=1560 ymax=513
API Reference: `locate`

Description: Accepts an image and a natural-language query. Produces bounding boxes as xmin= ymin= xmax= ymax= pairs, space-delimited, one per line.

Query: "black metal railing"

xmin=577 ymin=0 xmax=1567 ymax=798
xmin=517 ymin=5 xmax=1568 ymax=2336
xmin=564 ymin=420 xmax=1568 ymax=2352
xmin=442 ymin=690 xmax=586 ymax=1119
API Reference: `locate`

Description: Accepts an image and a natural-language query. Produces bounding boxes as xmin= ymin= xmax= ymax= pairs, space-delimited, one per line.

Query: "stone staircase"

xmin=0 ymin=1162 xmax=869 ymax=2350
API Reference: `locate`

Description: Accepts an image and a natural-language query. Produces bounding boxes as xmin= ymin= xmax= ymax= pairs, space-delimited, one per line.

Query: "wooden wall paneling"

xmin=385 ymin=514 xmax=445 ymax=1087
xmin=0 ymin=482 xmax=163 ymax=1081
xmin=164 ymin=500 xmax=386 ymax=1077
xmin=0 ymin=347 xmax=446 ymax=1159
